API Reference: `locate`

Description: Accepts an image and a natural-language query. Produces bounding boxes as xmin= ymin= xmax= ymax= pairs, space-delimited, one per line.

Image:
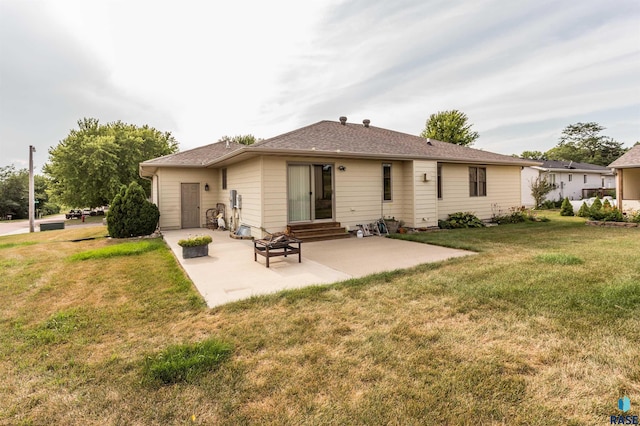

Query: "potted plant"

xmin=177 ymin=235 xmax=212 ymax=259
xmin=384 ymin=217 xmax=402 ymax=233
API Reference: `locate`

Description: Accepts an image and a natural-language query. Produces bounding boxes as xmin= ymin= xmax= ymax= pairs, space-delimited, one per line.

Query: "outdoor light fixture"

xmin=204 ymin=183 xmax=210 ymax=191
xmin=338 ymin=165 xmax=346 ymax=171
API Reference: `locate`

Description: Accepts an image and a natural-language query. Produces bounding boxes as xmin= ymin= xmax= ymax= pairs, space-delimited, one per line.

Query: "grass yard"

xmin=0 ymin=214 xmax=638 ymax=425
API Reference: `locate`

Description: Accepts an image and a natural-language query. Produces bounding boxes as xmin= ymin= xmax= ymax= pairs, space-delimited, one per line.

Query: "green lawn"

xmin=0 ymin=214 xmax=638 ymax=425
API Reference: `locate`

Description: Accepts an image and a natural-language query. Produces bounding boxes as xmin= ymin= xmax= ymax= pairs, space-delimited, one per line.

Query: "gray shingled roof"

xmin=609 ymin=145 xmax=640 ymax=168
xmin=141 ymin=141 xmax=244 ymax=166
xmin=251 ymin=121 xmax=535 ymax=165
xmin=141 ymin=120 xmax=538 ymax=168
xmin=535 ymin=160 xmax=612 ymax=171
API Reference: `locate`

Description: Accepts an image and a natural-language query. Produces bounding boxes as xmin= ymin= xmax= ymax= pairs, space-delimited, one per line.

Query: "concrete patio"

xmin=162 ymin=229 xmax=474 ymax=308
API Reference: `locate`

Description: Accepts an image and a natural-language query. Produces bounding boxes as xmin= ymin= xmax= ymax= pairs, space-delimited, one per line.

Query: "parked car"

xmin=82 ymin=208 xmax=92 ymax=217
xmin=65 ymin=209 xmax=83 ymax=219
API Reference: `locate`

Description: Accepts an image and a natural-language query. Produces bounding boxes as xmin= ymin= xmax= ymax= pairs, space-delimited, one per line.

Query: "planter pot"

xmin=386 ymin=221 xmax=399 ymax=233
xmin=182 ymin=244 xmax=209 ymax=259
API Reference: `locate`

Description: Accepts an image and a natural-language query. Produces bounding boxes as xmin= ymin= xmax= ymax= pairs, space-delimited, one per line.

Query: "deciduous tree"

xmin=0 ymin=165 xmax=27 ymax=218
xmin=420 ymin=110 xmax=479 ymax=146
xmin=218 ymin=135 xmax=260 ymax=146
xmin=0 ymin=166 xmax=59 ymax=218
xmin=530 ymin=175 xmax=554 ymax=208
xmin=520 ymin=150 xmax=547 ymax=160
xmin=44 ymin=118 xmax=178 ymax=207
xmin=545 ymin=122 xmax=627 ymax=166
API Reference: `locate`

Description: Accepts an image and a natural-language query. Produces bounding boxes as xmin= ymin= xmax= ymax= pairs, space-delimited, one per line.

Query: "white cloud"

xmin=1 ymin=0 xmax=638 ymax=172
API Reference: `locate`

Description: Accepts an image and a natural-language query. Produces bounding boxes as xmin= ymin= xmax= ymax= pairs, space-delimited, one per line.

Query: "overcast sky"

xmin=1 ymin=0 xmax=639 ymax=172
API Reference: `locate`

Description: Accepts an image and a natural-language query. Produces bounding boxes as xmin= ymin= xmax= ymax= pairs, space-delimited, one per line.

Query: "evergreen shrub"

xmin=560 ymin=197 xmax=574 ymax=216
xmin=577 ymin=202 xmax=590 ymax=217
xmin=107 ymin=182 xmax=160 ymax=238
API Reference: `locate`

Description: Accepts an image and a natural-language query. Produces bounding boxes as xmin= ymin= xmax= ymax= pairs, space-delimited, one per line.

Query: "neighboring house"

xmin=609 ymin=145 xmax=640 ymax=212
xmin=140 ymin=118 xmax=539 ymax=237
xmin=521 ymin=160 xmax=615 ymax=206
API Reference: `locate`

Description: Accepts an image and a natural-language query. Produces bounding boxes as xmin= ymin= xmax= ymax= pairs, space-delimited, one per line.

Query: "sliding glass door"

xmin=287 ymin=164 xmax=334 ymax=222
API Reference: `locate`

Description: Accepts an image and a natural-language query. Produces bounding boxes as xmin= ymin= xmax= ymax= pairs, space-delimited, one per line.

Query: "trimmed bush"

xmin=589 ymin=197 xmax=603 ymax=220
xmin=107 ymin=182 xmax=160 ymax=238
xmin=601 ymin=207 xmax=624 ymax=222
xmin=560 ymin=197 xmax=574 ymax=216
xmin=577 ymin=202 xmax=590 ymax=217
xmin=438 ymin=212 xmax=485 ymax=229
xmin=491 ymin=206 xmax=527 ymax=224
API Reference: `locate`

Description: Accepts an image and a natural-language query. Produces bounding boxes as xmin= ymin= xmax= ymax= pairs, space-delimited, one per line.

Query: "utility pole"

xmin=29 ymin=145 xmax=36 ymax=233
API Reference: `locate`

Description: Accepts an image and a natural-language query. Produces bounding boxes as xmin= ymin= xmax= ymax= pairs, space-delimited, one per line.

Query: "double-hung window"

xmin=469 ymin=167 xmax=486 ymax=197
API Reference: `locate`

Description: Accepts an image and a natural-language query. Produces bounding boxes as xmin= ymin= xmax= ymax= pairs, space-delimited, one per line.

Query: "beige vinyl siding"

xmin=335 ymin=159 xmax=407 ymax=230
xmin=437 ymin=164 xmax=521 ymax=220
xmin=155 ymin=168 xmax=217 ymax=229
xmin=619 ymin=168 xmax=640 ymax=211
xmin=258 ymin=157 xmax=410 ymax=233
xmin=223 ymin=157 xmax=263 ymax=236
xmin=402 ymin=161 xmax=415 ymax=227
xmin=410 ymin=160 xmax=438 ymax=227
xmin=262 ymin=157 xmax=288 ymax=235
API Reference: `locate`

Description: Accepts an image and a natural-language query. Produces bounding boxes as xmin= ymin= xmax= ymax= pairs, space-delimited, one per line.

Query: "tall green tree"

xmin=218 ymin=134 xmax=260 ymax=146
xmin=420 ymin=110 xmax=479 ymax=146
xmin=34 ymin=175 xmax=60 ymax=216
xmin=0 ymin=165 xmax=28 ymax=219
xmin=545 ymin=122 xmax=628 ymax=166
xmin=0 ymin=166 xmax=58 ymax=219
xmin=520 ymin=150 xmax=547 ymax=160
xmin=44 ymin=118 xmax=178 ymax=207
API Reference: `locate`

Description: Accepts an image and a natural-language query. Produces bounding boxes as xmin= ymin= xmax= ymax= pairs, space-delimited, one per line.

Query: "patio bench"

xmin=253 ymin=235 xmax=302 ymax=268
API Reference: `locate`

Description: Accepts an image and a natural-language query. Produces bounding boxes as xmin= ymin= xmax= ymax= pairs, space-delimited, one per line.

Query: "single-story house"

xmin=521 ymin=160 xmax=615 ymax=206
xmin=609 ymin=144 xmax=640 ymax=212
xmin=140 ymin=118 xmax=539 ymax=238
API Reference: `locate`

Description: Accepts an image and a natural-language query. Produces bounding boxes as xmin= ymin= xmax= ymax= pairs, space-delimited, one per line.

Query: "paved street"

xmin=0 ymin=214 xmax=68 ymax=236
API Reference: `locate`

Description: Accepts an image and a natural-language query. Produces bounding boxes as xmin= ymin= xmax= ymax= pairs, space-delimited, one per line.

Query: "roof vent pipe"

xmin=339 ymin=116 xmax=347 ymax=125
xmin=363 ymin=119 xmax=370 ymax=128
